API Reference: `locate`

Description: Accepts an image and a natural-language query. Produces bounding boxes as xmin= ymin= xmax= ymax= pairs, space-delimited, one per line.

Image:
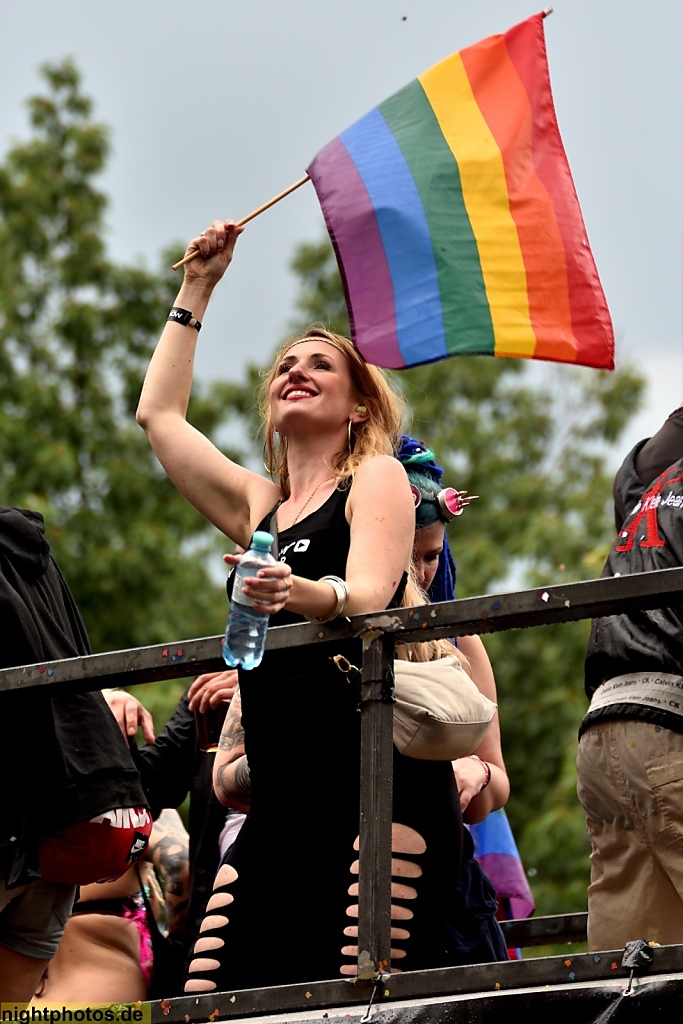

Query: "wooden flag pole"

xmin=171 ymin=175 xmax=311 ymax=271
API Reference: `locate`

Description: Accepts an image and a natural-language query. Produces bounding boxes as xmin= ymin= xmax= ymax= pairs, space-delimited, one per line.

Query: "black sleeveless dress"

xmin=187 ymin=489 xmax=466 ymax=991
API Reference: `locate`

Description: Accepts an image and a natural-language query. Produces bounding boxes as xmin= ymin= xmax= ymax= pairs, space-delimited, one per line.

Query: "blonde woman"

xmin=137 ymin=220 xmax=466 ymax=991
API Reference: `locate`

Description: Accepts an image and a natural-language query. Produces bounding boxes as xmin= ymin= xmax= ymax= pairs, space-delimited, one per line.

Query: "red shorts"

xmin=39 ymin=807 xmax=152 ymax=885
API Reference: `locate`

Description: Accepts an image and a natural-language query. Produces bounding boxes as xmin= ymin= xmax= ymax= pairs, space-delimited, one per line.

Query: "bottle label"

xmin=232 ymin=574 xmax=255 ymax=608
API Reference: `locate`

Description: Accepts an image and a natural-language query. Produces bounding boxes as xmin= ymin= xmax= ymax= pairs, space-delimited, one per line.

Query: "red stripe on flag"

xmin=505 ymin=13 xmax=614 ymax=369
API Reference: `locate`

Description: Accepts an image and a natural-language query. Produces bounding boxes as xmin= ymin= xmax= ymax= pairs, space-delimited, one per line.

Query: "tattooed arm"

xmin=145 ymin=808 xmax=190 ymax=935
xmin=212 ymin=687 xmax=251 ymax=812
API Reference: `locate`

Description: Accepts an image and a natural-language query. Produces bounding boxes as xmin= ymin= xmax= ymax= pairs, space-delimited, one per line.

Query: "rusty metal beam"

xmin=3 ymin=568 xmax=683 ymax=695
xmin=500 ymin=912 xmax=588 ymax=946
xmin=148 ymin=943 xmax=683 ymax=1023
xmin=355 ymin=630 xmax=394 ymax=979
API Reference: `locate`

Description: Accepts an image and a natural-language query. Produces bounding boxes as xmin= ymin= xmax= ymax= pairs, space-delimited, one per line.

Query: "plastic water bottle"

xmin=223 ymin=531 xmax=276 ymax=670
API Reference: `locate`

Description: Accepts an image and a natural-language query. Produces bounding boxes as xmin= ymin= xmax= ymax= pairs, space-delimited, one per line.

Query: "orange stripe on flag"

xmin=460 ymin=37 xmax=577 ymax=364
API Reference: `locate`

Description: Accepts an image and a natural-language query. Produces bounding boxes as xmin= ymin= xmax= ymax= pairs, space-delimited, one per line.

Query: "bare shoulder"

xmin=356 ymin=453 xmax=406 ymax=478
xmin=350 ymin=456 xmax=410 ymax=514
xmin=352 ymin=454 xmax=411 ymax=493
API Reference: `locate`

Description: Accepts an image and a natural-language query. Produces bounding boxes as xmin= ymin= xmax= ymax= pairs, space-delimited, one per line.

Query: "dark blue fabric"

xmin=447 ymin=857 xmax=509 ymax=964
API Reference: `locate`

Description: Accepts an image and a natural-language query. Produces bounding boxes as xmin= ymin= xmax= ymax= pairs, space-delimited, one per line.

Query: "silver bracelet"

xmin=310 ymin=575 xmax=348 ymax=622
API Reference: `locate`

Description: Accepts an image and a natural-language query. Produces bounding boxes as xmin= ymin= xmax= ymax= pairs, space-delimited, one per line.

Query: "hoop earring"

xmin=262 ymin=430 xmax=282 ymax=480
xmin=347 ymin=418 xmax=354 ymax=453
xmin=262 ymin=441 xmax=274 ymax=478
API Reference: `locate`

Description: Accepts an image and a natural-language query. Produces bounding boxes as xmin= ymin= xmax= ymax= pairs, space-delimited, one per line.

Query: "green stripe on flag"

xmin=379 ymin=80 xmax=495 ymax=356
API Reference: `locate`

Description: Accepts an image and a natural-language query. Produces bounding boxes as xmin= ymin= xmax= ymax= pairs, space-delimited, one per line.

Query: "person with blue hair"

xmin=398 ymin=434 xmax=508 ymax=817
xmin=397 ymin=435 xmax=535 ymax=949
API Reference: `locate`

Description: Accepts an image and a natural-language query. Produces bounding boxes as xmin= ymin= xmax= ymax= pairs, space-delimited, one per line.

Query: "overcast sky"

xmin=2 ymin=0 xmax=682 ymax=459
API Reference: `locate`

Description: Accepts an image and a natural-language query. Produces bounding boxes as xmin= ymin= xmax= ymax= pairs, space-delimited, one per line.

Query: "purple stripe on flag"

xmin=307 ymin=137 xmax=402 ymax=368
xmin=468 ymin=811 xmax=535 ymax=919
xmin=340 ymin=108 xmax=447 ymax=366
xmin=476 ymin=854 xmax=535 ymax=920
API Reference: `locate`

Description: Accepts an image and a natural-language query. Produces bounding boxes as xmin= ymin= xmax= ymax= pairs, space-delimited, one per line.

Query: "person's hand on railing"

xmin=187 ymin=669 xmax=239 ymax=712
xmin=102 ymin=689 xmax=155 ymax=744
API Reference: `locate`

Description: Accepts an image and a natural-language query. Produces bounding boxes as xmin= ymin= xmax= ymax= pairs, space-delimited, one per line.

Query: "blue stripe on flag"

xmin=340 ymin=108 xmax=447 ymax=365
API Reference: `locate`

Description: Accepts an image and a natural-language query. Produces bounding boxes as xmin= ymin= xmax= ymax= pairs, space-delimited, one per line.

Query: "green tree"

xmin=0 ymin=61 xmax=244 ymax=708
xmin=253 ymin=233 xmax=646 ymax=915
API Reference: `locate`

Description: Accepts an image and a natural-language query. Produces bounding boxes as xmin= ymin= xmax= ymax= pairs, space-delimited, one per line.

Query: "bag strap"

xmin=267 ymin=501 xmax=283 ymax=560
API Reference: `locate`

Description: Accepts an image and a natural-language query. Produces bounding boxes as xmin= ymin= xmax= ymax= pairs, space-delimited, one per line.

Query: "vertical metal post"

xmin=356 ymin=629 xmax=394 ymax=980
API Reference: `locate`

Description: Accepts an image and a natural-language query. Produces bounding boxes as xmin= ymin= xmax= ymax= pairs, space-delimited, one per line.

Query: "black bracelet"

xmin=167 ymin=306 xmax=202 ymax=332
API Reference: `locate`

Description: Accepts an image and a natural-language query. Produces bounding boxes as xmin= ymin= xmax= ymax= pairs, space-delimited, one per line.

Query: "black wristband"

xmin=168 ymin=306 xmax=202 ymax=332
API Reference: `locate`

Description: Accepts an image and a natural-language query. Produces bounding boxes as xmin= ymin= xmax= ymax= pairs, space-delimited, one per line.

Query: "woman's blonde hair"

xmin=258 ymin=326 xmax=405 ymax=497
xmin=395 ymin=567 xmax=470 ymax=671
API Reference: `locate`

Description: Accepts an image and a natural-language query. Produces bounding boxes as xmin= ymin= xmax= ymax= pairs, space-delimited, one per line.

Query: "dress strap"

xmin=265 ymin=500 xmax=283 ymax=559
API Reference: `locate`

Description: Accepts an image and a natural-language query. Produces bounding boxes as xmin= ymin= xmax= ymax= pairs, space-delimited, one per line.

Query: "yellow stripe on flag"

xmin=419 ymin=52 xmax=537 ymax=358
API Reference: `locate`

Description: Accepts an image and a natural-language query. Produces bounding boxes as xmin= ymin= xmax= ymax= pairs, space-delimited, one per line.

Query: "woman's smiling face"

xmin=269 ymin=340 xmax=359 ymax=434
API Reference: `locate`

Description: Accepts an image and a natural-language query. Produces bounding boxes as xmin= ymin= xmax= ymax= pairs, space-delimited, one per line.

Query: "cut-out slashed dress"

xmin=187 ymin=489 xmax=466 ymax=992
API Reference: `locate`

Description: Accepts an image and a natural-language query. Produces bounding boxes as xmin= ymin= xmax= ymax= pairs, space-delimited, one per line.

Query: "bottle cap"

xmin=251 ymin=530 xmax=274 ymax=551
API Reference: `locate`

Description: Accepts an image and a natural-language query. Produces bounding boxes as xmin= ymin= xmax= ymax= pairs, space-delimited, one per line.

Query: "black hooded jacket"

xmin=0 ymin=506 xmax=147 ymax=887
xmin=582 ymin=452 xmax=683 ymax=737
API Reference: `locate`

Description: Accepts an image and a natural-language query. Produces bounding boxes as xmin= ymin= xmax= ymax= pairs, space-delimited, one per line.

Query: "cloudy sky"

xmin=3 ymin=0 xmax=682 ymax=457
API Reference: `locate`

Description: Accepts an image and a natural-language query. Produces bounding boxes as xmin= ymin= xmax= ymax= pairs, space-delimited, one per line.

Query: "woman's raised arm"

xmin=136 ymin=220 xmax=277 ymax=546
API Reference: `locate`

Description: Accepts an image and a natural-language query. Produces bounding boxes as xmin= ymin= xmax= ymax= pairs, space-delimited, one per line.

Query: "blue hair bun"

xmin=397 ymin=434 xmax=444 ymax=484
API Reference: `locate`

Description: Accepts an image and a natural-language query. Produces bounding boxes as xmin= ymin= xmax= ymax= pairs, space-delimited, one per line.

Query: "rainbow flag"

xmin=306 ymin=12 xmax=614 ymax=371
xmin=469 ymin=810 xmax=535 ymax=921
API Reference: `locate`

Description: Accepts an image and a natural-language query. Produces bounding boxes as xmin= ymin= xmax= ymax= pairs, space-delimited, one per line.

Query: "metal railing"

xmin=4 ymin=567 xmax=683 ymax=1019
